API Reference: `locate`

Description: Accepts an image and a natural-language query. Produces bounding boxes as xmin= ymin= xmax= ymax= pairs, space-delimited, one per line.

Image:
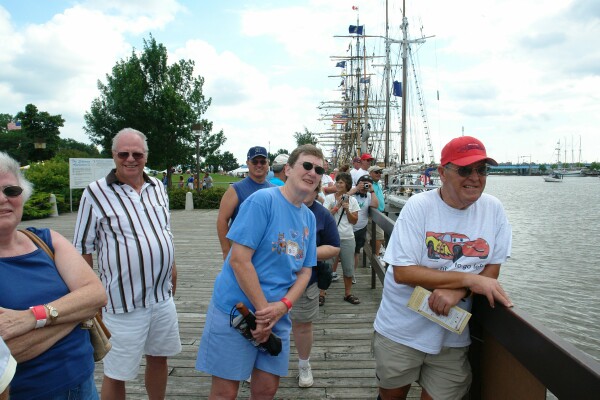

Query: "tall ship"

xmin=316 ymin=0 xmax=439 ymax=208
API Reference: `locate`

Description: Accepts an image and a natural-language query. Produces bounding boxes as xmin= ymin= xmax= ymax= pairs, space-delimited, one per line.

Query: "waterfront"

xmin=484 ymin=175 xmax=600 ymax=362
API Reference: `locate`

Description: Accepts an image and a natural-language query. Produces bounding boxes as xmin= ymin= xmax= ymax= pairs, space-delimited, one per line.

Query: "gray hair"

xmin=0 ymin=152 xmax=34 ymax=202
xmin=111 ymin=128 xmax=149 ymax=154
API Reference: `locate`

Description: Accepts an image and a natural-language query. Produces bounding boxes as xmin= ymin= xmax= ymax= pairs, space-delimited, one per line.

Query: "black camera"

xmin=364 ymin=183 xmax=370 ymax=190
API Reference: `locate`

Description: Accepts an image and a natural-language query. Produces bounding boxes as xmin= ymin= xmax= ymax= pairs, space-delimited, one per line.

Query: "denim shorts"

xmin=48 ymin=373 xmax=98 ymax=400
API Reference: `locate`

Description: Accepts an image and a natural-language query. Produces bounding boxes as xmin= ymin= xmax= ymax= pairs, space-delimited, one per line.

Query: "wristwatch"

xmin=44 ymin=303 xmax=59 ymax=324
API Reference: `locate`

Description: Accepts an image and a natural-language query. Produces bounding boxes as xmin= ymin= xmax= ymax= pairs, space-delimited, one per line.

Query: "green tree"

xmin=589 ymin=161 xmax=600 ymax=171
xmin=15 ymin=104 xmax=65 ymax=162
xmin=204 ymin=150 xmax=238 ymax=172
xmin=294 ymin=128 xmax=317 ymax=146
xmin=0 ymin=130 xmax=29 ymax=165
xmin=0 ymin=113 xmax=13 ymax=133
xmin=268 ymin=148 xmax=289 ymax=164
xmin=84 ymin=34 xmax=225 ymax=185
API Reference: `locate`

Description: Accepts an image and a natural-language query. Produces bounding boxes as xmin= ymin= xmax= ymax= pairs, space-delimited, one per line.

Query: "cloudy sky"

xmin=1 ymin=0 xmax=598 ymax=166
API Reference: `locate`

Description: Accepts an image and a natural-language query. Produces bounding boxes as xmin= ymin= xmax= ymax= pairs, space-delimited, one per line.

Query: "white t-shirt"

xmin=323 ymin=194 xmax=360 ymax=240
xmin=352 ymin=192 xmax=372 ymax=231
xmin=374 ymin=189 xmax=512 ymax=354
xmin=351 ymin=168 xmax=368 ymax=186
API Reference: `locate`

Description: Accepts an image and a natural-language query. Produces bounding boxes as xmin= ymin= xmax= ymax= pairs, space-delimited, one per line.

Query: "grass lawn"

xmin=165 ymin=173 xmax=242 ymax=187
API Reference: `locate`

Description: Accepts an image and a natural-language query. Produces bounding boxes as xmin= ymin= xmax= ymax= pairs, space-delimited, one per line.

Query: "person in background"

xmin=374 ymin=136 xmax=513 ymax=400
xmin=347 ymin=174 xmax=379 ymax=284
xmin=322 ymin=172 xmax=360 ymax=305
xmin=321 ymin=160 xmax=337 ymax=196
xmin=329 ymin=167 xmax=339 ymax=182
xmin=349 ymin=156 xmax=362 ymax=186
xmin=352 ymin=153 xmax=374 ymax=186
xmin=0 ymin=337 xmax=16 ymax=400
xmin=217 ymin=146 xmax=275 ymax=260
xmin=187 ymin=174 xmax=194 ymax=190
xmin=269 ymin=154 xmax=289 ymax=186
xmin=73 ymin=128 xmax=181 ymax=400
xmin=368 ymin=165 xmax=386 ymax=258
xmin=161 ymin=172 xmax=168 ymax=186
xmin=178 ymin=175 xmax=185 ymax=189
xmin=196 ymin=144 xmax=324 ymax=400
xmin=203 ymin=172 xmax=213 ymax=189
xmin=0 ymin=151 xmax=107 ymax=400
xmin=290 ymin=182 xmax=340 ymax=388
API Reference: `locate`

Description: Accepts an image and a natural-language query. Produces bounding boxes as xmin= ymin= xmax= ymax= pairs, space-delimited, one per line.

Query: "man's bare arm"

xmin=216 ymin=187 xmax=239 ymax=260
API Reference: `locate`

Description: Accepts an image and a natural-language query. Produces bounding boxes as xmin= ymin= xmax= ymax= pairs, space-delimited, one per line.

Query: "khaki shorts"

xmin=367 ymin=219 xmax=385 ymax=241
xmin=289 ymin=282 xmax=319 ymax=323
xmin=373 ymin=331 xmax=471 ymax=399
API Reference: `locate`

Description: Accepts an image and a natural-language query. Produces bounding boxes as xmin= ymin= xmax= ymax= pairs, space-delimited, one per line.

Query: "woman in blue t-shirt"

xmin=0 ymin=152 xmax=107 ymax=400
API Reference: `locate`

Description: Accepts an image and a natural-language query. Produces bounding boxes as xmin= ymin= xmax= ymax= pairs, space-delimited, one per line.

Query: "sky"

xmin=0 ymin=0 xmax=599 ymax=167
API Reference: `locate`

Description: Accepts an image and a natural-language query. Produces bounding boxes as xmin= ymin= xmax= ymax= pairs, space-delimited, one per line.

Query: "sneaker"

xmin=331 ymin=272 xmax=339 ymax=281
xmin=298 ymin=364 xmax=314 ymax=388
xmin=352 ymin=276 xmax=356 ymax=284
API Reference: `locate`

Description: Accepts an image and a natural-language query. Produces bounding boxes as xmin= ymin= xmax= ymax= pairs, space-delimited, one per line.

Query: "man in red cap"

xmin=351 ymin=153 xmax=374 ymax=186
xmin=373 ymin=136 xmax=513 ymax=400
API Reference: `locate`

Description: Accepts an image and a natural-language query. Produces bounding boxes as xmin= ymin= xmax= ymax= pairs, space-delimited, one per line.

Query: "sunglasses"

xmin=445 ymin=164 xmax=489 ymax=177
xmin=301 ymin=161 xmax=325 ymax=175
xmin=250 ymin=158 xmax=267 ymax=165
xmin=1 ymin=185 xmax=24 ymax=197
xmin=116 ymin=151 xmax=145 ymax=160
xmin=372 ymin=170 xmax=382 ymax=174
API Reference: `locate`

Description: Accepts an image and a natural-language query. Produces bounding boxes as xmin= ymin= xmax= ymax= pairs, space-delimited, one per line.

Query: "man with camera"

xmin=347 ymin=174 xmax=379 ymax=283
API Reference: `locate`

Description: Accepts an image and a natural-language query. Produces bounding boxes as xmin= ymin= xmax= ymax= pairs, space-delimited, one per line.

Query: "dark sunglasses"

xmin=372 ymin=170 xmax=382 ymax=174
xmin=116 ymin=151 xmax=145 ymax=160
xmin=250 ymin=158 xmax=267 ymax=165
xmin=445 ymin=164 xmax=489 ymax=177
xmin=301 ymin=162 xmax=325 ymax=175
xmin=1 ymin=185 xmax=24 ymax=197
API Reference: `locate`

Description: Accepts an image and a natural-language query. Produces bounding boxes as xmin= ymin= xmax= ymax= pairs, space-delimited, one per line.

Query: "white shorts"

xmin=102 ymin=297 xmax=182 ymax=381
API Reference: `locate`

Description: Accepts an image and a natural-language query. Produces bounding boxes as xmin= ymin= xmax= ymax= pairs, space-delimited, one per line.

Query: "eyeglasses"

xmin=116 ymin=152 xmax=145 ymax=160
xmin=1 ymin=185 xmax=24 ymax=197
xmin=250 ymin=158 xmax=267 ymax=165
xmin=301 ymin=162 xmax=325 ymax=175
xmin=372 ymin=170 xmax=382 ymax=174
xmin=445 ymin=164 xmax=489 ymax=177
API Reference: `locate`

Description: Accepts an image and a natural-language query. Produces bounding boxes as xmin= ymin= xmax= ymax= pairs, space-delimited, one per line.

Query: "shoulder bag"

xmin=19 ymin=229 xmax=111 ymax=362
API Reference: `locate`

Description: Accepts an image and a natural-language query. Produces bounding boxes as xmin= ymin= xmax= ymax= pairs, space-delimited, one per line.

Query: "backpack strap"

xmin=19 ymin=229 xmax=55 ymax=261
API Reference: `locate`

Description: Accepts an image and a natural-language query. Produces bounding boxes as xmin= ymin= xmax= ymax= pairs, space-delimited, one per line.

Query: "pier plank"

xmin=22 ymin=210 xmax=422 ymax=399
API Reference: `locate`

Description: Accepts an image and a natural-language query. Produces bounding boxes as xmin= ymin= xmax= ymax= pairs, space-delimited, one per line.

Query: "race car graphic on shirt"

xmin=425 ymin=231 xmax=489 ymax=262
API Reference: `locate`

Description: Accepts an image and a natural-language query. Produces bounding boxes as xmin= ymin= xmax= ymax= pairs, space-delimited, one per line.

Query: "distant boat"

xmin=543 ymin=173 xmax=563 ymax=183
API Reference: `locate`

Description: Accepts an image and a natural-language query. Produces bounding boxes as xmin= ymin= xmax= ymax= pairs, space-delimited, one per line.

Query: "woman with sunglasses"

xmin=0 ymin=152 xmax=107 ymax=399
xmin=322 ymin=172 xmax=361 ymax=305
xmin=197 ymin=144 xmax=324 ymax=399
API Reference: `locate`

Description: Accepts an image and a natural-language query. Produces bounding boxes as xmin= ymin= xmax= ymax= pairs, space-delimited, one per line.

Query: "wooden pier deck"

xmin=23 ymin=210 xmax=423 ymax=399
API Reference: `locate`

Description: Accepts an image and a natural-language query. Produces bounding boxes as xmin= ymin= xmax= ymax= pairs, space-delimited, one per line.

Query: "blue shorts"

xmin=195 ymin=300 xmax=291 ymax=380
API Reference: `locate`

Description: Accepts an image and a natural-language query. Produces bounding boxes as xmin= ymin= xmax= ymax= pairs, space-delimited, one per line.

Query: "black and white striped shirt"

xmin=73 ymin=170 xmax=175 ymax=314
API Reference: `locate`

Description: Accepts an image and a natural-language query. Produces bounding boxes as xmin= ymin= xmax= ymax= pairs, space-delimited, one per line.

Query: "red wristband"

xmin=280 ymin=297 xmax=292 ymax=312
xmin=30 ymin=305 xmax=47 ymax=329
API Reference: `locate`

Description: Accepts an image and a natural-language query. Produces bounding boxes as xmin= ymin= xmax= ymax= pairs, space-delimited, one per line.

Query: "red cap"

xmin=360 ymin=153 xmax=374 ymax=161
xmin=440 ymin=136 xmax=497 ymax=167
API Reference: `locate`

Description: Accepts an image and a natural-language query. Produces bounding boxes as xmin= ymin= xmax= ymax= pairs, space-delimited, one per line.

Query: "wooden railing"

xmin=365 ymin=208 xmax=600 ymax=399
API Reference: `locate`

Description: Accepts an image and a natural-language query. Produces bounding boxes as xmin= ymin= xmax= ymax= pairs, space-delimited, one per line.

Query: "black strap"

xmin=337 ymin=207 xmax=346 ymax=227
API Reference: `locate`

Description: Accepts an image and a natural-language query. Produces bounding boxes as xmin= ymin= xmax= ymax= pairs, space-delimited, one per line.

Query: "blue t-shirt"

xmin=231 ymin=176 xmax=275 ymax=223
xmin=213 ymin=187 xmax=317 ymax=313
xmin=0 ymin=228 xmax=94 ymax=400
xmin=307 ymin=201 xmax=340 ymax=284
xmin=269 ymin=177 xmax=285 ymax=186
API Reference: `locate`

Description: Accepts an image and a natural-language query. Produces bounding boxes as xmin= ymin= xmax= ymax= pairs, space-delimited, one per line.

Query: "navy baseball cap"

xmin=247 ymin=146 xmax=268 ymax=160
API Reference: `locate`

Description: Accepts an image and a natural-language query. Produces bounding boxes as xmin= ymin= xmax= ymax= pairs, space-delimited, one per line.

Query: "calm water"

xmin=484 ymin=175 xmax=600 ymax=363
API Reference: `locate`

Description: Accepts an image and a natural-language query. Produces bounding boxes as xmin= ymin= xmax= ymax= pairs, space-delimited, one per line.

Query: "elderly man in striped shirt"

xmin=73 ymin=128 xmax=181 ymax=400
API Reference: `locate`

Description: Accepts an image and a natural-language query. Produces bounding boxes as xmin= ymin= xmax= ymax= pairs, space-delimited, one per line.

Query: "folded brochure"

xmin=407 ymin=286 xmax=471 ymax=334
